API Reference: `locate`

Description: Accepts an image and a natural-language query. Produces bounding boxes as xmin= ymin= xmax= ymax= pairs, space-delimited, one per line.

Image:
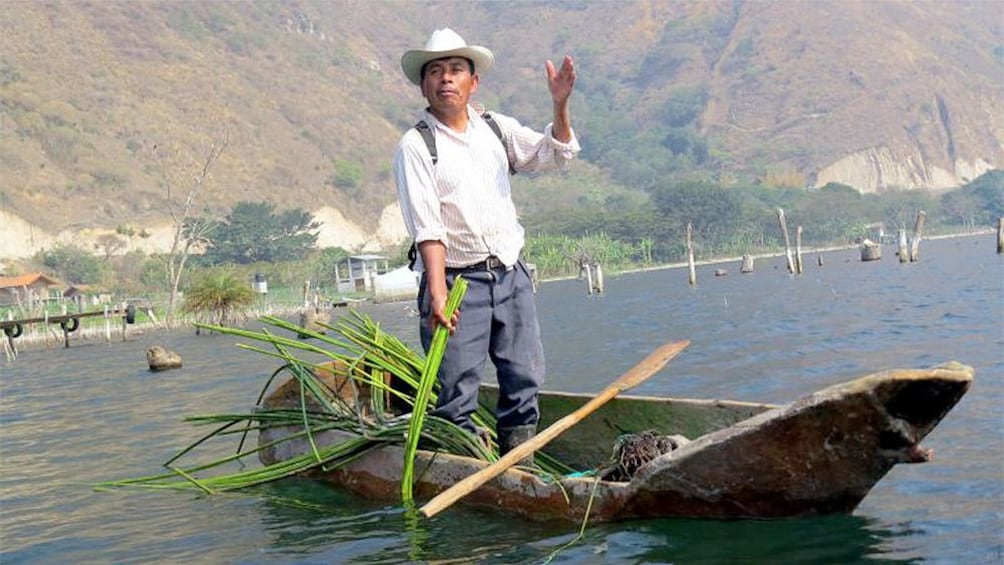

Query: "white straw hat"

xmin=401 ymin=28 xmax=494 ymax=85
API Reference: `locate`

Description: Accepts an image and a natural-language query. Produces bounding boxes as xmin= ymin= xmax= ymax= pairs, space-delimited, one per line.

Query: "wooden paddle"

xmin=420 ymin=339 xmax=690 ymax=518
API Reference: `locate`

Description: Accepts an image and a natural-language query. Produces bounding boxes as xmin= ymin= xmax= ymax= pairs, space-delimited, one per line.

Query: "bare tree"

xmin=95 ymin=233 xmax=126 ymax=260
xmin=156 ymin=125 xmax=230 ymax=325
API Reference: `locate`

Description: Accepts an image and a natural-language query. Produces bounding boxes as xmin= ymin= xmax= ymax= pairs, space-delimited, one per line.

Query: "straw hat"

xmin=401 ymin=28 xmax=494 ymax=85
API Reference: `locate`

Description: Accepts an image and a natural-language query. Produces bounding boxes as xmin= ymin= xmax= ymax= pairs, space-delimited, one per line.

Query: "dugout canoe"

xmin=258 ymin=362 xmax=972 ymax=522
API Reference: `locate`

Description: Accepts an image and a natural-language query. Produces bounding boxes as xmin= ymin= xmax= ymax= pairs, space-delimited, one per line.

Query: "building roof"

xmin=348 ymin=254 xmax=388 ymax=261
xmin=63 ymin=284 xmax=109 ymax=297
xmin=0 ymin=273 xmax=61 ymax=290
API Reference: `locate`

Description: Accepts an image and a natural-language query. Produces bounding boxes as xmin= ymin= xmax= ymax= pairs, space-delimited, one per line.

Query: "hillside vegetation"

xmin=1 ymin=0 xmax=1002 ymax=257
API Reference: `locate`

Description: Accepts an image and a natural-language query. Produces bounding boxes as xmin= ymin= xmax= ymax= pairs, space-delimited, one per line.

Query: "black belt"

xmin=447 ymin=256 xmax=507 ymax=272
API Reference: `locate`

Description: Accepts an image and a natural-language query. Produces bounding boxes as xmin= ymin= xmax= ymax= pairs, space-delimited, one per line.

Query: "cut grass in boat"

xmin=97 ymin=292 xmax=574 ymax=500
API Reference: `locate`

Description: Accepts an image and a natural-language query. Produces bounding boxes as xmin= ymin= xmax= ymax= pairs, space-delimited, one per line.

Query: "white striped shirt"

xmin=394 ymin=105 xmax=580 ymax=271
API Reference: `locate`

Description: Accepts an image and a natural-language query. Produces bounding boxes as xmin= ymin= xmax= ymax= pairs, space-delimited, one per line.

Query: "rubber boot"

xmin=498 ymin=424 xmax=536 ymax=468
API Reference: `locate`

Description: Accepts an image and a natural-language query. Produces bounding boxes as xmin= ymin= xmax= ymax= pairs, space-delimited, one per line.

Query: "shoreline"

xmin=4 ymin=230 xmax=994 ymax=358
xmin=539 ymin=228 xmax=996 ymax=283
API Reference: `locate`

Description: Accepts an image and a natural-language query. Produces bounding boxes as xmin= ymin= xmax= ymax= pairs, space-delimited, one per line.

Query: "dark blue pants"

xmin=419 ymin=260 xmax=544 ymax=433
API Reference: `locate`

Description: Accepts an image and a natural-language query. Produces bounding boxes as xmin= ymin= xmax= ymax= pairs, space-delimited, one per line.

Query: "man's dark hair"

xmin=420 ymin=57 xmax=475 ymax=81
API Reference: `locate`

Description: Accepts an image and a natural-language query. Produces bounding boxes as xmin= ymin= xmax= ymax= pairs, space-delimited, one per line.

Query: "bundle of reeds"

xmin=99 ymin=280 xmax=573 ymax=500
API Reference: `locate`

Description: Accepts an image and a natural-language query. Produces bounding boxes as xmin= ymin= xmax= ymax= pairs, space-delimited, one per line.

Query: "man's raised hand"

xmin=546 ymin=55 xmax=576 ymax=104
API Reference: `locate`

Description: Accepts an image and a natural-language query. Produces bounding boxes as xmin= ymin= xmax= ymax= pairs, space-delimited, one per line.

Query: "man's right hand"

xmin=428 ymin=292 xmax=458 ymax=334
xmin=418 ymin=240 xmax=459 ymax=334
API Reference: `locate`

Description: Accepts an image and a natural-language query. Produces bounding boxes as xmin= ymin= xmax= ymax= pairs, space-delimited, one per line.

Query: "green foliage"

xmin=659 ymin=85 xmax=709 ymax=128
xmin=330 ymin=159 xmax=364 ymax=191
xmin=662 ymin=128 xmax=709 ymax=164
xmin=203 ymin=201 xmax=320 ymax=265
xmin=873 ymin=190 xmax=937 ymax=233
xmin=941 ymin=170 xmax=1004 ymax=226
xmin=650 ymin=181 xmax=746 ymax=244
xmin=523 ymin=233 xmax=644 ymax=278
xmin=818 ymin=182 xmax=858 ymax=195
xmin=36 ymin=243 xmax=106 ymax=285
xmin=523 ymin=234 xmax=578 ymax=276
xmin=308 ymin=247 xmax=350 ymax=286
xmin=519 ymin=169 xmax=1003 ymax=274
xmin=101 ymin=250 xmax=152 ymax=295
xmin=182 ymin=269 xmax=257 ymax=326
xmin=139 ymin=256 xmax=168 ymax=289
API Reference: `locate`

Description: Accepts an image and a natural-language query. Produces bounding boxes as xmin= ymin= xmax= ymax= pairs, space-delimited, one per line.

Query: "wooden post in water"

xmin=594 ymin=264 xmax=605 ymax=293
xmin=817 ymin=253 xmax=824 ymax=267
xmin=795 ymin=226 xmax=804 ymax=274
xmin=3 ymin=333 xmax=14 ymax=362
xmin=860 ymin=241 xmax=882 ymax=261
xmin=687 ymin=223 xmax=696 ymax=286
xmin=3 ymin=311 xmax=15 ymax=361
xmin=776 ymin=209 xmax=795 ymax=274
xmin=59 ymin=305 xmax=69 ymax=349
xmin=997 ymin=218 xmax=1003 ymax=254
xmin=43 ymin=311 xmax=52 ymax=348
xmin=909 ymin=210 xmax=926 ymax=262
xmin=740 ymin=255 xmax=754 ymax=273
xmin=104 ymin=305 xmax=112 ymax=344
xmin=898 ymin=229 xmax=909 ymax=263
xmin=584 ymin=263 xmax=594 ymax=295
xmin=527 ymin=262 xmax=539 ymax=293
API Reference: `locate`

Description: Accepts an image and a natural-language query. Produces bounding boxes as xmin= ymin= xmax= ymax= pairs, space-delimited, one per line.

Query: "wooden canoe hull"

xmin=258 ymin=362 xmax=972 ymax=522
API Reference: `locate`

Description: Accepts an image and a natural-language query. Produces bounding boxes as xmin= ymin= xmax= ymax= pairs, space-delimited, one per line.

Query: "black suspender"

xmin=413 ymin=112 xmax=516 ymax=175
xmin=414 ymin=120 xmax=438 ymax=165
xmin=481 ymin=113 xmax=516 ymax=176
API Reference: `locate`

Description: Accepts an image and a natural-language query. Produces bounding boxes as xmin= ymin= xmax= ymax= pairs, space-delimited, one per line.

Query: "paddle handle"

xmin=420 ymin=339 xmax=689 ymax=518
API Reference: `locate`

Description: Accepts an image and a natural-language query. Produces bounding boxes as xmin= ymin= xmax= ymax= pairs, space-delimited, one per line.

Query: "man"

xmin=393 ymin=28 xmax=579 ymax=458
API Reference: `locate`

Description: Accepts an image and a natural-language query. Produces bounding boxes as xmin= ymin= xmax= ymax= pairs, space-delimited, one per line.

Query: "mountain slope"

xmin=1 ymin=0 xmax=1001 ymax=259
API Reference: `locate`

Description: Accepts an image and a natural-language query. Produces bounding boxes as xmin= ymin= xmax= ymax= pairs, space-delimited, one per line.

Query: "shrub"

xmin=182 ymin=270 xmax=257 ymax=327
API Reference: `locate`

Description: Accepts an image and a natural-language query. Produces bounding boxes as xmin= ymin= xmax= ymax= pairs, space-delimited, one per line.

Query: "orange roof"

xmin=0 ymin=273 xmax=61 ymax=289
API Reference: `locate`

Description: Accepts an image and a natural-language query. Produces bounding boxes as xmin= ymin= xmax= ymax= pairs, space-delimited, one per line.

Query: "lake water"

xmin=2 ymin=235 xmax=1002 ymax=564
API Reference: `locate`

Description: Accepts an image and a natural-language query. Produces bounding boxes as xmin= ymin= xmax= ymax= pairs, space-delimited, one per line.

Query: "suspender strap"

xmin=407 ymin=241 xmax=418 ymax=270
xmin=414 ymin=120 xmax=437 ymax=165
xmin=413 ymin=113 xmax=515 ymax=175
xmin=482 ymin=112 xmax=516 ymax=176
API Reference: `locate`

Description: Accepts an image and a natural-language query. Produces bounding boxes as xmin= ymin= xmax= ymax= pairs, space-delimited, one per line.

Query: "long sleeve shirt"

xmin=394 ymin=105 xmax=580 ymax=271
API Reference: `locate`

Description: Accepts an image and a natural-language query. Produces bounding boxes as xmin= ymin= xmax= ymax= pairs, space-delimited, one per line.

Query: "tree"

xmin=942 ymin=170 xmax=1004 ymax=226
xmin=310 ymin=246 xmax=349 ymax=284
xmin=157 ymin=125 xmax=229 ymax=325
xmin=650 ymin=181 xmax=745 ymax=248
xmin=182 ymin=270 xmax=256 ymax=328
xmin=203 ymin=201 xmax=319 ymax=265
xmin=94 ymin=234 xmax=126 ymax=260
xmin=795 ymin=186 xmax=867 ymax=243
xmin=37 ymin=243 xmax=105 ymax=285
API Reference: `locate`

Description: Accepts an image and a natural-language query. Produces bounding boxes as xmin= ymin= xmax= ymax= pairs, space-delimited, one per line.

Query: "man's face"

xmin=420 ymin=57 xmax=478 ymax=115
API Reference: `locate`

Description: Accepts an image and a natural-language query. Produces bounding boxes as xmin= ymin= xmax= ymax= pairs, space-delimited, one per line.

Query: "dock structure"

xmin=2 ymin=306 xmax=140 ymax=358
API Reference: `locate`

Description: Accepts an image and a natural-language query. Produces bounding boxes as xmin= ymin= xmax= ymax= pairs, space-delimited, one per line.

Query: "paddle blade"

xmin=617 ymin=340 xmax=690 ymax=391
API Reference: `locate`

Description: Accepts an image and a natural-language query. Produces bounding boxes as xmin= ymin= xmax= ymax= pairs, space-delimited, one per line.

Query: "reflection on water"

xmin=623 ymin=516 xmax=923 ymax=564
xmin=248 ymin=480 xmax=928 ymax=565
xmin=1 ymin=235 xmax=1001 ymax=564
